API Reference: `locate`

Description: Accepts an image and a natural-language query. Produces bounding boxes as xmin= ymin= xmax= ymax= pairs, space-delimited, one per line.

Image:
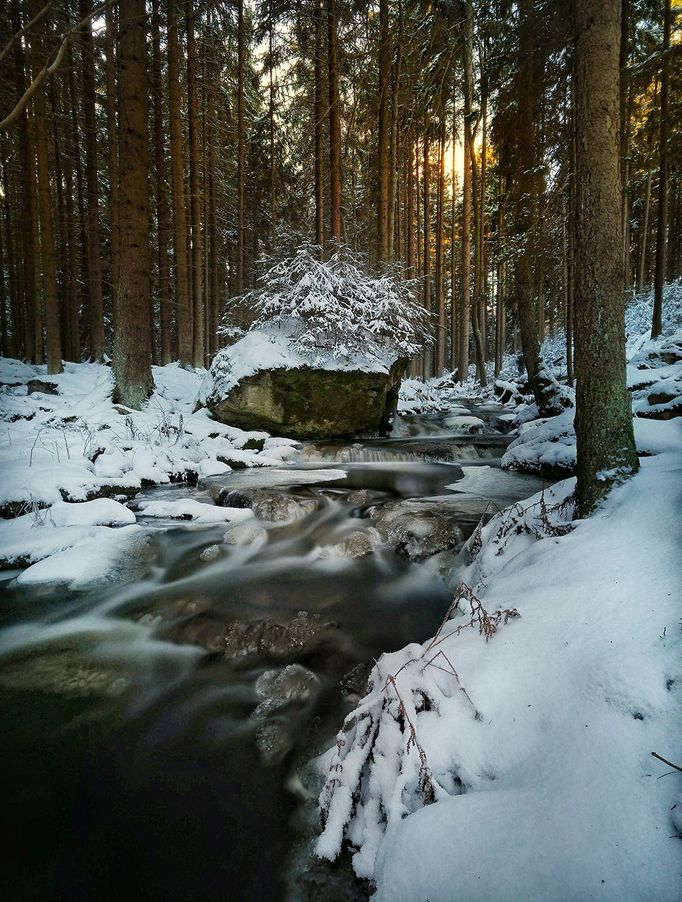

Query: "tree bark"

xmin=574 ymin=0 xmax=638 ymax=515
xmin=29 ymin=0 xmax=62 ymax=373
xmin=422 ymin=132 xmax=431 ymax=379
xmin=376 ymin=0 xmax=389 ymax=264
xmin=652 ymin=0 xmax=670 ymax=338
xmin=152 ymin=0 xmax=172 ymax=364
xmin=314 ymin=0 xmax=324 ymax=249
xmin=78 ymin=0 xmax=104 ymax=360
xmin=186 ymin=0 xmax=203 ymax=364
xmin=167 ymin=0 xmax=191 ymax=365
xmin=104 ymin=3 xmax=119 ymax=326
xmin=327 ymin=0 xmax=341 ymax=243
xmin=113 ymin=0 xmax=153 ymax=408
xmin=236 ymin=0 xmax=245 ymax=292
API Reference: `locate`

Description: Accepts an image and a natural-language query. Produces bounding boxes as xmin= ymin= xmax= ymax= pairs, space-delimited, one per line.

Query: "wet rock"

xmin=199 ymin=338 xmax=407 ymax=439
xmin=27 ymin=379 xmax=59 ymax=396
xmin=369 ymin=497 xmax=466 ymax=561
xmin=219 ymin=486 xmax=317 ymax=523
xmin=169 ymin=610 xmax=337 ymax=660
xmin=199 ymin=544 xmax=222 ymax=562
xmin=339 ymin=662 xmax=371 ymax=698
xmin=255 ymin=719 xmax=293 ymax=764
xmin=317 ymin=528 xmax=381 ymax=559
xmin=443 ymin=414 xmax=487 ymax=434
xmin=0 ymin=641 xmax=132 ymax=699
xmin=223 ymin=521 xmax=269 ymax=547
xmin=254 ymin=664 xmax=321 ymax=718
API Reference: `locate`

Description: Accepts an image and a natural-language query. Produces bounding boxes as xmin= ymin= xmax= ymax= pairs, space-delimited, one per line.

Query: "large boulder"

xmin=197 ymin=328 xmax=407 ymax=439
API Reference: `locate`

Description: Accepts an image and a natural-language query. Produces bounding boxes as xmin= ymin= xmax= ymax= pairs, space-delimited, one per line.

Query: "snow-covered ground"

xmin=0 ymin=360 xmax=301 ymax=585
xmin=315 ymin=287 xmax=682 ymax=899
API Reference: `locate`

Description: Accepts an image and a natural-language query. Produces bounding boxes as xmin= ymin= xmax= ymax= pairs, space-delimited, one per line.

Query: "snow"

xmin=0 ymin=359 xmax=301 ymax=514
xmin=136 ymin=498 xmax=254 ymax=524
xmin=0 ymin=358 xmax=304 ymax=584
xmin=49 ymin=498 xmax=136 ymax=527
xmin=316 ymin=284 xmax=682 ymax=900
xmin=317 ymin=451 xmax=682 ymax=898
xmin=199 ymin=320 xmax=396 ymax=406
xmin=16 ymin=524 xmax=150 ymax=590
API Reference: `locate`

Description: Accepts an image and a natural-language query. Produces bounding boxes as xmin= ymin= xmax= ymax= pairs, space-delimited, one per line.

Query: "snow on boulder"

xmin=136 ymin=498 xmax=254 ymax=524
xmin=443 ymin=414 xmax=486 ymax=434
xmin=198 ymin=325 xmax=407 ymax=439
xmin=49 ymin=498 xmax=136 ymax=527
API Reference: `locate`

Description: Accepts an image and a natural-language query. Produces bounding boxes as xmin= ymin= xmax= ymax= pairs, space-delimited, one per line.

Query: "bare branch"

xmin=0 ymin=0 xmax=56 ymax=66
xmin=0 ymin=0 xmax=116 ymax=132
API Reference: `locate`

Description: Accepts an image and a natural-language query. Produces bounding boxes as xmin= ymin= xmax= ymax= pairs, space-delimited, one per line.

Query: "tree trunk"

xmin=510 ymin=0 xmax=542 ymax=403
xmin=463 ymin=0 xmax=486 ymax=386
xmin=152 ymin=0 xmax=172 ymax=365
xmin=327 ymin=0 xmax=342 ymax=243
xmin=574 ymin=0 xmax=638 ymax=515
xmin=29 ymin=1 xmax=62 ymax=374
xmin=376 ymin=0 xmax=389 ymax=265
xmin=652 ymin=0 xmax=670 ymax=338
xmin=450 ymin=103 xmax=458 ymax=372
xmin=422 ymin=132 xmax=431 ymax=379
xmin=167 ymin=0 xmax=191 ymax=365
xmin=435 ymin=117 xmax=445 ymax=374
xmin=79 ymin=0 xmax=105 ymax=361
xmin=457 ymin=95 xmax=471 ymax=384
xmin=314 ymin=0 xmax=324 ymax=249
xmin=237 ymin=0 xmax=245 ymax=292
xmin=113 ymin=0 xmax=153 ymax=408
xmin=186 ymin=0 xmax=203 ymax=365
xmin=268 ymin=0 xmax=276 ymax=242
xmin=105 ymin=3 xmax=119 ymax=329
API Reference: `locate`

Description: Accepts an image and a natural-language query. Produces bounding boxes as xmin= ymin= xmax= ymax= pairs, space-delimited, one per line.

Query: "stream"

xmin=0 ymin=403 xmax=545 ymax=901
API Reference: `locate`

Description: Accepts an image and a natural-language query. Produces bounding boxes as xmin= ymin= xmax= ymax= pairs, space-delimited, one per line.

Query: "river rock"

xmin=369 ymin=497 xmax=466 ymax=561
xmin=27 ymin=379 xmax=59 ymax=396
xmin=219 ymin=487 xmax=317 ymax=523
xmin=317 ymin=528 xmax=382 ymax=559
xmin=197 ymin=330 xmax=407 ymax=439
xmin=254 ymin=664 xmax=321 ymax=718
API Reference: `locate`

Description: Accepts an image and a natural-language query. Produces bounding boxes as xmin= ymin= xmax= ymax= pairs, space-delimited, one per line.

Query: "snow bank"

xmin=136 ymin=498 xmax=254 ymax=524
xmin=0 ymin=359 xmax=301 ymax=515
xmin=317 ymin=451 xmax=681 ymax=899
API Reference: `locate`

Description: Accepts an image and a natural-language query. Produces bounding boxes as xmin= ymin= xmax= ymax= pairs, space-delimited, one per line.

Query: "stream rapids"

xmin=0 ymin=405 xmax=545 ymax=901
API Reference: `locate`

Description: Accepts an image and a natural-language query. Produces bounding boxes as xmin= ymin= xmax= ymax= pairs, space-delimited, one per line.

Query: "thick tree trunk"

xmin=327 ymin=0 xmax=342 ymax=243
xmin=422 ymin=133 xmax=431 ymax=379
xmin=574 ymin=0 xmax=638 ymax=515
xmin=435 ymin=119 xmax=445 ymax=374
xmin=457 ymin=97 xmax=471 ymax=383
xmin=652 ymin=0 xmax=670 ymax=338
xmin=314 ymin=0 xmax=325 ymax=250
xmin=78 ymin=0 xmax=104 ymax=361
xmin=450 ymin=106 xmax=458 ymax=372
xmin=29 ymin=2 xmax=62 ymax=374
xmin=186 ymin=0 xmax=203 ymax=365
xmin=237 ymin=0 xmax=245 ymax=292
xmin=376 ymin=0 xmax=389 ymax=264
xmin=105 ymin=3 xmax=119 ymax=327
xmin=152 ymin=0 xmax=172 ymax=365
xmin=167 ymin=0 xmax=191 ymax=365
xmin=113 ymin=0 xmax=153 ymax=408
xmin=510 ymin=0 xmax=542 ymax=403
xmin=463 ymin=1 xmax=486 ymax=386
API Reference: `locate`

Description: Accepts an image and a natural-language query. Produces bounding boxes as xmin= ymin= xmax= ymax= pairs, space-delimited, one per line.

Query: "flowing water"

xmin=0 ymin=405 xmax=545 ymax=901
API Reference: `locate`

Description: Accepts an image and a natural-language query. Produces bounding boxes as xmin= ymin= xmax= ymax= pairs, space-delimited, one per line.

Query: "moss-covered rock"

xmin=203 ymin=358 xmax=407 ymax=439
